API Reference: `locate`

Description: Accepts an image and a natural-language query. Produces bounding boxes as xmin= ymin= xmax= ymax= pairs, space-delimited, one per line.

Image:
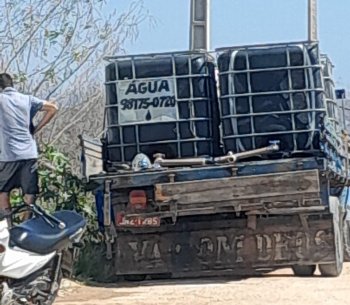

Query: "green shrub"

xmin=10 ymin=145 xmax=109 ymax=280
xmin=74 ymin=242 xmax=117 ymax=283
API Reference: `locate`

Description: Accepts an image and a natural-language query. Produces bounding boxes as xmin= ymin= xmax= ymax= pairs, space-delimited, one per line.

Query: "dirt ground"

xmin=56 ymin=264 xmax=350 ymax=305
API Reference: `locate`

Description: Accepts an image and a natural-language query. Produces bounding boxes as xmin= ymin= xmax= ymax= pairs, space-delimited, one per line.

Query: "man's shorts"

xmin=0 ymin=159 xmax=39 ymax=194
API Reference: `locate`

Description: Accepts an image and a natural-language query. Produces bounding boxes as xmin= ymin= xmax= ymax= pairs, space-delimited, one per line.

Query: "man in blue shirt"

xmin=0 ymin=73 xmax=58 ymax=214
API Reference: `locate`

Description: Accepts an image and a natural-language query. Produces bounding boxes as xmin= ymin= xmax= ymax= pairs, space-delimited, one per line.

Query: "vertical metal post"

xmin=104 ymin=180 xmax=111 ymax=226
xmin=308 ymin=0 xmax=318 ymax=41
xmin=342 ymin=98 xmax=346 ymax=131
xmin=189 ymin=0 xmax=210 ymax=50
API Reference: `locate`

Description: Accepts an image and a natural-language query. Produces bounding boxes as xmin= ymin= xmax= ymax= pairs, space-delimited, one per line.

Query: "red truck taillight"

xmin=129 ymin=190 xmax=147 ymax=210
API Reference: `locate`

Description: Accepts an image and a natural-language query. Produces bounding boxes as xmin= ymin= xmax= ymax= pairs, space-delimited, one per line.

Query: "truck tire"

xmin=343 ymin=220 xmax=350 ymax=262
xmin=319 ymin=200 xmax=344 ymax=277
xmin=291 ymin=265 xmax=316 ymax=277
xmin=124 ymin=274 xmax=147 ymax=281
xmin=149 ymin=273 xmax=172 ymax=280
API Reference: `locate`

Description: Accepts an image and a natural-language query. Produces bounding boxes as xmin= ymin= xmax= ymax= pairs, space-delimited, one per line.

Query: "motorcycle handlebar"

xmin=32 ymin=204 xmax=66 ymax=229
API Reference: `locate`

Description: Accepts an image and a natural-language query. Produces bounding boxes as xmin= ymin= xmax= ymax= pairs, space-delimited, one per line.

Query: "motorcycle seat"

xmin=10 ymin=210 xmax=86 ymax=255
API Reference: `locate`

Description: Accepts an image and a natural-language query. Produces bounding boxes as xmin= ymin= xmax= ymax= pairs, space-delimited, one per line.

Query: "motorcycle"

xmin=0 ymin=203 xmax=86 ymax=304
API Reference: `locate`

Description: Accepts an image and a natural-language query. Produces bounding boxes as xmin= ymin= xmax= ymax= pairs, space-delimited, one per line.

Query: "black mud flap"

xmin=115 ymin=215 xmax=336 ymax=278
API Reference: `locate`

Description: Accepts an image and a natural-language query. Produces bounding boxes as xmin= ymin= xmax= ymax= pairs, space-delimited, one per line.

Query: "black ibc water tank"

xmin=321 ymin=55 xmax=341 ymax=133
xmin=216 ymin=42 xmax=326 ymax=155
xmin=104 ymin=51 xmax=220 ymax=167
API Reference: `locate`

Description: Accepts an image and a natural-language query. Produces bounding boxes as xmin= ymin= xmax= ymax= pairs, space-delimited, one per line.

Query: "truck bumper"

xmin=115 ymin=214 xmax=335 ymax=277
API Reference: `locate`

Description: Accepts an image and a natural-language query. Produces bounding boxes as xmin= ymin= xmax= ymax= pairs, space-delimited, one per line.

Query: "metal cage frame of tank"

xmin=215 ymin=41 xmax=328 ymax=155
xmin=321 ymin=54 xmax=341 ymax=134
xmin=319 ymin=54 xmax=348 ymax=177
xmin=103 ymin=50 xmax=219 ymax=164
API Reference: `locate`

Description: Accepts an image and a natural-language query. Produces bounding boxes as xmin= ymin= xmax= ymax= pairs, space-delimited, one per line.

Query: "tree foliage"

xmin=0 ymin=0 xmax=153 ymax=147
xmin=10 ymin=145 xmax=100 ymax=241
xmin=0 ymin=0 xmax=151 ymax=97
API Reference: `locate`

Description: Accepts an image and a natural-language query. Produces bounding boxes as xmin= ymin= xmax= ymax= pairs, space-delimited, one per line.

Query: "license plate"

xmin=116 ymin=214 xmax=161 ymax=227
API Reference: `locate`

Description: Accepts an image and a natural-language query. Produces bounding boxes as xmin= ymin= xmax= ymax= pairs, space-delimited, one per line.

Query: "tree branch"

xmin=5 ymin=0 xmax=63 ymax=72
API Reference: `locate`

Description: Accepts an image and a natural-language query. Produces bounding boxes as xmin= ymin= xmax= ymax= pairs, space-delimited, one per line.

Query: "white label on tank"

xmin=116 ymin=78 xmax=177 ymax=125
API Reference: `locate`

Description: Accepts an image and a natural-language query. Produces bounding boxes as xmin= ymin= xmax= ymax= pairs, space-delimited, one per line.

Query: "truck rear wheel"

xmin=319 ymin=201 xmax=344 ymax=277
xmin=291 ymin=265 xmax=316 ymax=277
xmin=318 ymin=229 xmax=343 ymax=277
xmin=124 ymin=274 xmax=147 ymax=281
xmin=343 ymin=220 xmax=350 ymax=261
xmin=149 ymin=273 xmax=172 ymax=280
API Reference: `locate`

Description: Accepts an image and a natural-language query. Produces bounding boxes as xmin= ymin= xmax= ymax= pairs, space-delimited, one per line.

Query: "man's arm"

xmin=33 ymin=101 xmax=58 ymax=135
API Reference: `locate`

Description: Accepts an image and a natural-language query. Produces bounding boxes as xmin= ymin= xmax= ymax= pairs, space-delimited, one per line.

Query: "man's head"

xmin=0 ymin=73 xmax=13 ymax=90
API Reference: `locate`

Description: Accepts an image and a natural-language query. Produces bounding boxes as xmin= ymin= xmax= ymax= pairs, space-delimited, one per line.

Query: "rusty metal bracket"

xmin=169 ymin=200 xmax=178 ymax=224
xmin=104 ymin=180 xmax=112 ymax=227
xmin=109 ymin=221 xmax=117 ymax=238
xmin=299 ymin=214 xmax=309 ymax=232
xmin=105 ymin=239 xmax=113 ymax=260
xmin=168 ymin=173 xmax=176 ymax=183
xmin=231 ymin=167 xmax=238 ymax=176
xmin=296 ymin=160 xmax=304 ymax=170
xmin=105 ymin=223 xmax=116 ymax=260
xmin=247 ymin=215 xmax=257 ymax=230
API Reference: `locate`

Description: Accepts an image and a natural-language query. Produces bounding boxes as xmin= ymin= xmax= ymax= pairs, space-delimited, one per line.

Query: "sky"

xmin=113 ymin=0 xmax=350 ymax=91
